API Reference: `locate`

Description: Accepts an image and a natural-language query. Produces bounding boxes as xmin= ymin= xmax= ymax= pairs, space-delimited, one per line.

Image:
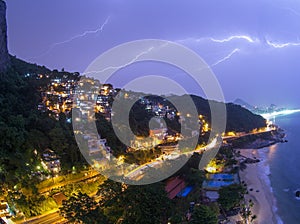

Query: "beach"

xmin=238 ymin=149 xmax=278 ymax=224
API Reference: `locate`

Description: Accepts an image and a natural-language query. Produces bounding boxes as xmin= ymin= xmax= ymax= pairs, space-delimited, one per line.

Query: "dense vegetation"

xmin=60 ymin=192 xmax=108 ymax=223
xmin=189 ymin=95 xmax=266 ymax=132
xmin=0 ymin=57 xmax=267 ymax=186
xmin=0 ymin=58 xmax=84 ymax=190
xmin=191 ymin=205 xmax=218 ymax=224
xmin=0 ymin=57 xmax=266 ymax=223
xmin=111 ymin=94 xmax=266 ymax=141
xmin=60 ymin=180 xmax=173 ymax=224
xmin=218 ymin=184 xmax=246 ymax=211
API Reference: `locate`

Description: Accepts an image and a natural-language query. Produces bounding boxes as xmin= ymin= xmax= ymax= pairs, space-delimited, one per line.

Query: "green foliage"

xmin=129 ymin=100 xmax=152 ymax=137
xmin=0 ymin=55 xmax=267 ymax=222
xmin=0 ymin=61 xmax=84 ymax=188
xmin=10 ymin=56 xmax=51 ymax=75
xmin=191 ymin=205 xmax=218 ymax=224
xmin=169 ymin=214 xmax=183 ymax=224
xmin=97 ymin=179 xmax=122 ymax=206
xmin=124 ymin=147 xmax=162 ymax=165
xmin=186 ymin=168 xmax=205 ymax=186
xmin=121 ymin=183 xmax=172 ymax=224
xmin=96 ymin=181 xmax=173 ymax=224
xmin=225 ymin=103 xmax=266 ymax=132
xmin=218 ymin=184 xmax=245 ymax=211
xmin=169 ymin=95 xmax=266 ymax=133
xmin=12 ymin=193 xmax=58 ymax=218
xmin=60 ymin=192 xmax=109 ymax=223
xmin=95 ymin=113 xmax=126 ymax=155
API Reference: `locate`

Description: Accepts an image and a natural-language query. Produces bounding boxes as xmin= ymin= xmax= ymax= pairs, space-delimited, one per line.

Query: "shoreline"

xmin=237 ymin=148 xmax=281 ymax=224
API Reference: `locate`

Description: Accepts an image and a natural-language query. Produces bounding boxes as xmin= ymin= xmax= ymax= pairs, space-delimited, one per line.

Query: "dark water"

xmin=267 ymin=112 xmax=300 ymax=223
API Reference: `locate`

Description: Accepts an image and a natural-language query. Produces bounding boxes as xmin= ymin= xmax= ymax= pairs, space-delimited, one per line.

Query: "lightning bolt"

xmin=211 ymin=48 xmax=240 ymax=67
xmin=179 ymin=34 xmax=300 ymax=53
xmin=265 ymin=39 xmax=300 ymax=48
xmin=31 ymin=16 xmax=110 ymax=59
xmin=176 ymin=33 xmax=300 ymax=69
xmin=177 ymin=35 xmax=258 ymax=44
xmin=82 ymin=46 xmax=155 ymax=76
xmin=210 ymin=35 xmax=258 ymax=43
xmin=208 ymin=35 xmax=300 ymax=49
xmin=82 ymin=42 xmax=172 ymax=77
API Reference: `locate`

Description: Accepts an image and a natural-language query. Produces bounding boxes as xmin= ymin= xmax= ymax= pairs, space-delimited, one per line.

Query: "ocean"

xmin=262 ymin=112 xmax=300 ymax=223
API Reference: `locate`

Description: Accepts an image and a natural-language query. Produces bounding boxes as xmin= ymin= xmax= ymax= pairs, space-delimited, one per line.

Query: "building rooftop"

xmin=165 ymin=177 xmax=186 ymax=199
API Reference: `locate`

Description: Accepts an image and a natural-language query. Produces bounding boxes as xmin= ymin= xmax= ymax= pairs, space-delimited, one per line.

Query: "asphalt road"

xmin=22 ymin=211 xmax=66 ymax=224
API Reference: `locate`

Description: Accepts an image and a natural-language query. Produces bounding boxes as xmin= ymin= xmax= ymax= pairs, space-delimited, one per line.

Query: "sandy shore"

xmin=238 ymin=149 xmax=277 ymax=224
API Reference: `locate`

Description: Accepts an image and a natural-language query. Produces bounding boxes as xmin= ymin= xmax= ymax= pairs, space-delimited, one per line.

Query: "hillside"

xmin=0 ymin=55 xmax=267 ymax=186
xmin=177 ymin=95 xmax=266 ymax=133
xmin=0 ymin=57 xmax=84 ymax=188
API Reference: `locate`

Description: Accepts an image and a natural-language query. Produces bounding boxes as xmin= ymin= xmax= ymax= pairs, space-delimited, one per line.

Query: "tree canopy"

xmin=191 ymin=205 xmax=218 ymax=224
xmin=60 ymin=192 xmax=109 ymax=223
xmin=218 ymin=184 xmax=245 ymax=211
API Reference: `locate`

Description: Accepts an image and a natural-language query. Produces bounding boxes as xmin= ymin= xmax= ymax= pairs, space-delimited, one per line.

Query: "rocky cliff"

xmin=0 ymin=0 xmax=10 ymax=72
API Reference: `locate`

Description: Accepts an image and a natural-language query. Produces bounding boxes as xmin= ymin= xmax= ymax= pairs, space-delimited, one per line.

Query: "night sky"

xmin=5 ymin=0 xmax=300 ymax=107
